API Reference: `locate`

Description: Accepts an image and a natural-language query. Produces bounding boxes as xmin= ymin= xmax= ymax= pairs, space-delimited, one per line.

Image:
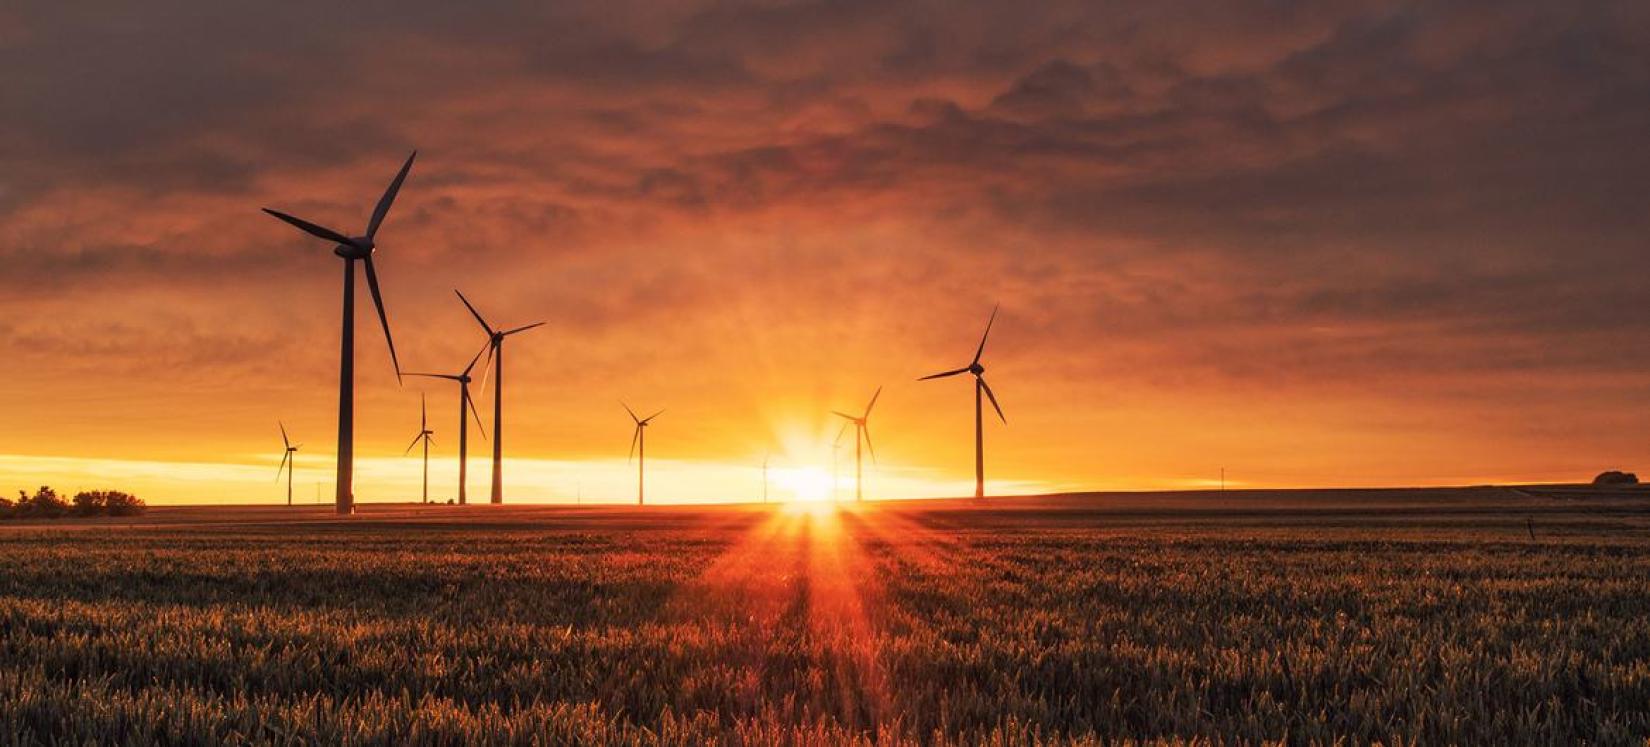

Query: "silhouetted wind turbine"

xmin=405 ymin=344 xmax=488 ymax=504
xmin=624 ymin=403 xmax=664 ymax=506
xmin=456 ymin=290 xmax=545 ymax=504
xmin=404 ymin=394 xmax=436 ymax=504
xmin=263 ymin=151 xmax=414 ymax=515
xmin=832 ymin=386 xmax=882 ymax=502
xmin=276 ymin=423 xmax=301 ymax=506
xmin=919 ymin=305 xmax=1005 ymax=499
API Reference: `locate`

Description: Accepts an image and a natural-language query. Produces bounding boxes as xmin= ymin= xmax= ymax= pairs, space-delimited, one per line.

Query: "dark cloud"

xmin=3 ymin=0 xmax=1649 ymax=477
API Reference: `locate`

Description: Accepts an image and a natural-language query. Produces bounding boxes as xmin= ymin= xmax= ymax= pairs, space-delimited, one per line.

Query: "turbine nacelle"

xmin=970 ymin=362 xmax=985 ymax=376
xmin=333 ymin=238 xmax=375 ymax=259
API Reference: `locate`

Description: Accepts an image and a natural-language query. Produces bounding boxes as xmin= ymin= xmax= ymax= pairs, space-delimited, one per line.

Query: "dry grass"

xmin=1 ymin=488 xmax=1647 ymax=744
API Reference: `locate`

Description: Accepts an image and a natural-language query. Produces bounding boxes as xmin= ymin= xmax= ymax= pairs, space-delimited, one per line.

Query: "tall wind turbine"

xmin=404 ymin=394 xmax=436 ymax=504
xmin=406 ymin=344 xmax=488 ymax=504
xmin=276 ymin=423 xmax=301 ymax=506
xmin=455 ymin=290 xmax=545 ymax=504
xmin=919 ymin=305 xmax=1005 ymax=499
xmin=624 ymin=403 xmax=664 ymax=506
xmin=832 ymin=386 xmax=882 ymax=502
xmin=263 ymin=151 xmax=415 ymax=515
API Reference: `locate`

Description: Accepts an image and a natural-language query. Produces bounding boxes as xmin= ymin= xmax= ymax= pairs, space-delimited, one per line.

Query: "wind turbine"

xmin=455 ymin=290 xmax=545 ymax=504
xmin=405 ymin=344 xmax=488 ymax=504
xmin=624 ymin=403 xmax=664 ymax=506
xmin=919 ymin=305 xmax=1005 ymax=499
xmin=832 ymin=386 xmax=882 ymax=502
xmin=263 ymin=151 xmax=415 ymax=515
xmin=276 ymin=423 xmax=301 ymax=506
xmin=404 ymin=394 xmax=436 ymax=504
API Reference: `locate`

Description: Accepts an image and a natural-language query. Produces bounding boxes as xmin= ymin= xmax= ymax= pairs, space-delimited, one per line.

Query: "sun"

xmin=774 ymin=466 xmax=834 ymax=503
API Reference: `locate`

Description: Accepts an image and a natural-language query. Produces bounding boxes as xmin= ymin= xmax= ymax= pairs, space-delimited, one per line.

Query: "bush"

xmin=0 ymin=494 xmax=11 ymax=519
xmin=1592 ymin=470 xmax=1638 ymax=486
xmin=15 ymin=486 xmax=69 ymax=518
xmin=72 ymin=491 xmax=107 ymax=516
xmin=100 ymin=490 xmax=145 ymax=517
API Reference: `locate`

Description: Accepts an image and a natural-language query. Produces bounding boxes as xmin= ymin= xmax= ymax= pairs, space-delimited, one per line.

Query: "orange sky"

xmin=3 ymin=1 xmax=1650 ymax=503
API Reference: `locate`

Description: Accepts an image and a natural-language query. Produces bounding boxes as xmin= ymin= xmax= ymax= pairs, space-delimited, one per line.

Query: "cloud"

xmin=2 ymin=0 xmax=1648 ymax=485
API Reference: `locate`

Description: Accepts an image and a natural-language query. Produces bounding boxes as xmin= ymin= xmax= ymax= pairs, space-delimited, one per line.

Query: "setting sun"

xmin=773 ymin=466 xmax=835 ymax=503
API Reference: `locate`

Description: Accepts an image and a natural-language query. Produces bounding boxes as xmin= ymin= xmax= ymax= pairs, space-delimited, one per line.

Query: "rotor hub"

xmin=970 ymin=362 xmax=985 ymax=375
xmin=333 ymin=239 xmax=374 ymax=260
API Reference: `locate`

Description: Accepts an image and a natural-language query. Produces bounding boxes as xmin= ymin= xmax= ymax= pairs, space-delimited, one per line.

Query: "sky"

xmin=3 ymin=1 xmax=1649 ymax=504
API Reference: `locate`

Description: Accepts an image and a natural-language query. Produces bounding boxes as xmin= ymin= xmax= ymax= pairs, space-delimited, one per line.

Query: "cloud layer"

xmin=3 ymin=0 xmax=1649 ymax=495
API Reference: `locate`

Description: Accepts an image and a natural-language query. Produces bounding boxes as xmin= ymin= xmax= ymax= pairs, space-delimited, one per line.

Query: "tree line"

xmin=1 ymin=486 xmax=145 ymax=519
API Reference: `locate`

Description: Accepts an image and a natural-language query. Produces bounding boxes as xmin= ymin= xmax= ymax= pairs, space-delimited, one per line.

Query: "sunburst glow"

xmin=774 ymin=466 xmax=835 ymax=503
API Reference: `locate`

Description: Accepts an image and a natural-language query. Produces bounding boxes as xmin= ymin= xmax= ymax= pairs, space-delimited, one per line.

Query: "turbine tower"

xmin=404 ymin=394 xmax=436 ymax=504
xmin=919 ymin=305 xmax=1006 ymax=499
xmin=406 ymin=344 xmax=488 ymax=504
xmin=455 ymin=290 xmax=545 ymax=504
xmin=276 ymin=423 xmax=301 ymax=506
xmin=832 ymin=386 xmax=882 ymax=502
xmin=624 ymin=403 xmax=664 ymax=506
xmin=263 ymin=151 xmax=414 ymax=514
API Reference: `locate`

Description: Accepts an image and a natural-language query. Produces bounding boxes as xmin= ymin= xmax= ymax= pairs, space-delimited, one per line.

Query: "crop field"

xmin=1 ymin=487 xmax=1648 ymax=744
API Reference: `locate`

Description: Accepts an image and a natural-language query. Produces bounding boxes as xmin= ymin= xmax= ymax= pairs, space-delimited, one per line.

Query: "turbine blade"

xmin=918 ymin=367 xmax=970 ymax=381
xmin=420 ymin=393 xmax=427 ymax=430
xmin=465 ymin=388 xmax=488 ymax=440
xmin=831 ymin=410 xmax=856 ymax=421
xmin=262 ymin=209 xmax=354 ymax=245
xmin=621 ymin=401 xmax=639 ymax=423
xmin=454 ymin=289 xmax=494 ymax=335
xmin=980 ymin=377 xmax=1006 ymax=423
xmin=367 ymin=150 xmax=416 ymax=239
xmin=362 ymin=257 xmax=401 ymax=381
xmin=972 ymin=304 xmax=999 ymax=366
xmin=864 ymin=385 xmax=883 ymax=417
xmin=404 ymin=432 xmax=422 ymax=456
xmin=473 ymin=341 xmax=496 ymax=395
xmin=835 ymin=421 xmax=850 ymax=445
xmin=406 ymin=372 xmax=463 ymax=381
xmin=503 ymin=321 xmax=546 ymax=336
xmin=462 ymin=339 xmax=488 ymax=376
xmin=276 ymin=450 xmax=290 ymax=481
xmin=862 ymin=425 xmax=876 ymax=464
xmin=628 ymin=425 xmax=640 ymax=462
xmin=644 ymin=409 xmax=665 ymax=423
xmin=279 ymin=421 xmax=290 ymax=449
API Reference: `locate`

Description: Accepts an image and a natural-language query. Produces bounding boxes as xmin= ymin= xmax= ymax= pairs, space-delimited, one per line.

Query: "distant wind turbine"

xmin=263 ymin=151 xmax=415 ymax=514
xmin=832 ymin=386 xmax=882 ymax=502
xmin=405 ymin=344 xmax=488 ymax=504
xmin=624 ymin=403 xmax=664 ymax=506
xmin=455 ymin=289 xmax=545 ymax=504
xmin=919 ymin=305 xmax=1005 ymax=499
xmin=404 ymin=394 xmax=436 ymax=504
xmin=276 ymin=423 xmax=301 ymax=506
xmin=762 ymin=454 xmax=770 ymax=504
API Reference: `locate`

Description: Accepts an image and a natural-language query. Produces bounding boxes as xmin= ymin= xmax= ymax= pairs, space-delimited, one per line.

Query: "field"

xmin=2 ymin=487 xmax=1648 ymax=744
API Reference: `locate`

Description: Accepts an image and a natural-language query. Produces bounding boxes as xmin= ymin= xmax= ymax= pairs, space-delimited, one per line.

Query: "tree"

xmin=101 ymin=491 xmax=145 ymax=517
xmin=15 ymin=486 xmax=68 ymax=519
xmin=1592 ymin=470 xmax=1638 ymax=486
xmin=72 ymin=490 xmax=107 ymax=517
